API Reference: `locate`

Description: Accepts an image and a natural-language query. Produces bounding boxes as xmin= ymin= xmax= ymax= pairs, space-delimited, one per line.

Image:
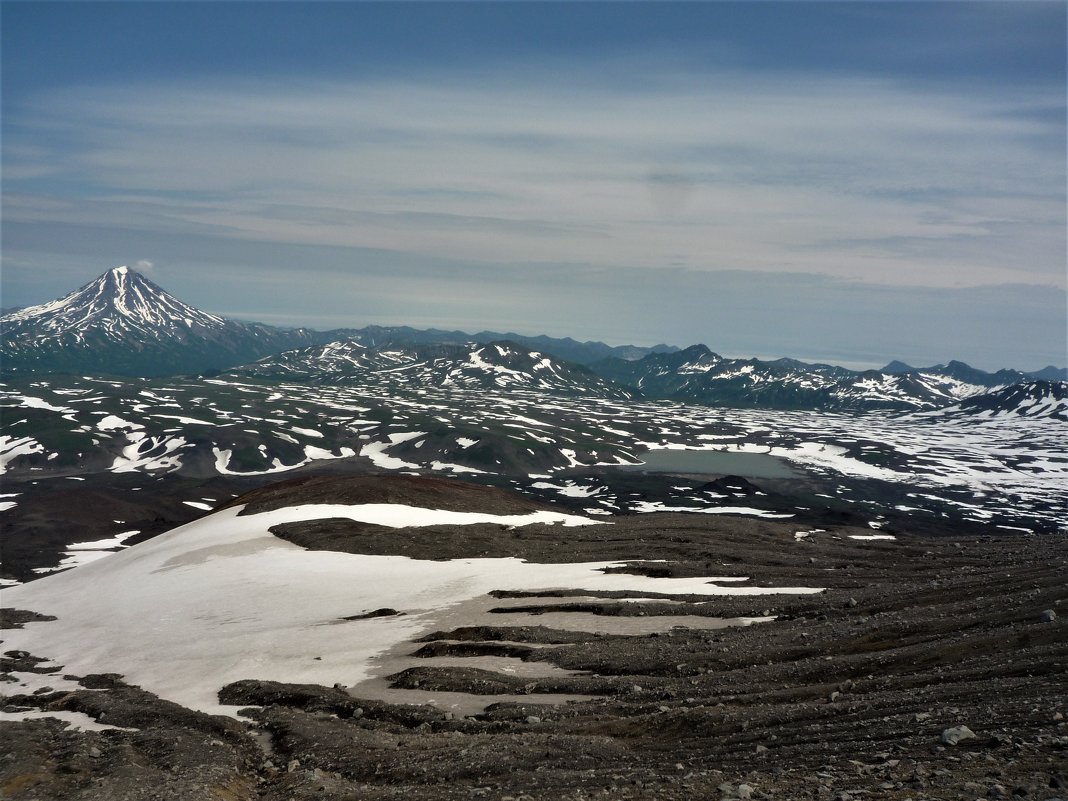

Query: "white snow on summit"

xmin=4 ymin=266 xmax=226 ymax=343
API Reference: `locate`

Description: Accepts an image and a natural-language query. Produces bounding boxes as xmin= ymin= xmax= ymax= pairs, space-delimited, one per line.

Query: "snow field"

xmin=4 ymin=503 xmax=822 ymax=716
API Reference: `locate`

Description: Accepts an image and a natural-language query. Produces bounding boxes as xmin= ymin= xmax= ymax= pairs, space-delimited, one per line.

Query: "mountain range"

xmin=591 ymin=345 xmax=1065 ymax=411
xmin=349 ymin=325 xmax=679 ymax=366
xmin=3 ymin=268 xmax=1065 ymax=585
xmin=2 ymin=266 xmax=1063 ymax=412
xmin=228 ymin=338 xmax=636 ymax=398
xmin=0 ymin=267 xmax=675 ymax=378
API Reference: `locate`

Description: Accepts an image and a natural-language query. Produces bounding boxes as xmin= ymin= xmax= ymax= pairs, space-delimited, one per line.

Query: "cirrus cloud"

xmin=4 ymin=66 xmax=1064 ymax=291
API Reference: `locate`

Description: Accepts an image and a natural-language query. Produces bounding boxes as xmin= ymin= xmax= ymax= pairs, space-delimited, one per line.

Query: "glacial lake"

xmin=623 ymin=449 xmax=802 ymax=479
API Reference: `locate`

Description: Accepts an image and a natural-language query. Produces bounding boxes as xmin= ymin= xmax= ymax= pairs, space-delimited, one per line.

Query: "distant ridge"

xmin=882 ymin=358 xmax=1064 ymax=383
xmin=2 ymin=267 xmax=1062 ymax=397
xmin=590 ymin=345 xmax=1067 ymax=412
xmin=0 ymin=268 xmax=679 ymax=377
xmin=352 ymin=324 xmax=677 ymax=365
xmin=1023 ymin=365 xmax=1068 ymax=382
xmin=229 ymin=338 xmax=638 ymax=399
xmin=913 ymin=381 xmax=1067 ymax=422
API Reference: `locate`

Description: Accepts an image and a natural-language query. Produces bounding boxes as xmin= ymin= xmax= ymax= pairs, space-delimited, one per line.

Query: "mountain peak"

xmin=882 ymin=360 xmax=915 ymax=375
xmin=4 ymin=266 xmax=226 ymax=337
xmin=1 ymin=266 xmax=327 ymax=377
xmin=680 ymin=343 xmax=715 ymax=358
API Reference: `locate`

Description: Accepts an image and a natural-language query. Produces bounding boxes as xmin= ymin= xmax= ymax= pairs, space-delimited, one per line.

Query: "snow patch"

xmin=531 ymin=481 xmax=603 ymax=498
xmin=361 ymin=441 xmax=421 ymax=470
xmin=96 ymin=414 xmax=144 ymax=432
xmin=0 ymin=436 xmax=45 ymax=474
xmin=428 ymin=461 xmax=489 ymax=475
xmin=0 ymin=503 xmax=823 ymax=715
xmin=0 ymin=710 xmax=136 ymax=732
xmin=631 ymin=501 xmax=794 ymax=519
xmin=67 ymin=531 xmax=140 ymax=550
xmin=10 ymin=395 xmax=74 ymax=413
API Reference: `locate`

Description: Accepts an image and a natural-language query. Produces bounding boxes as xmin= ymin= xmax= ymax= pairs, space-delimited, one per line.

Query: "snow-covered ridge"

xmin=910 ymin=380 xmax=1068 ymax=421
xmin=237 ymin=338 xmax=637 ymax=398
xmin=593 ymin=344 xmax=1033 ymax=412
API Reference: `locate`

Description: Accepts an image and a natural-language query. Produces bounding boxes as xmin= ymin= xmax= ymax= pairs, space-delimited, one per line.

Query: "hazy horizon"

xmin=3 ymin=262 xmax=1061 ymax=375
xmin=3 ymin=2 xmax=1065 ymax=372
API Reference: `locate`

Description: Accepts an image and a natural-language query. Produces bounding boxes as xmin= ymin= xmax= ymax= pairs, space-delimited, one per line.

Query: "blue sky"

xmin=3 ymin=2 xmax=1065 ymax=370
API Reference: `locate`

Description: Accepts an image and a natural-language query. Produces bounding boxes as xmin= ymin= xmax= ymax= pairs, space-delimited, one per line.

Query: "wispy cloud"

xmin=5 ymin=66 xmax=1064 ymax=290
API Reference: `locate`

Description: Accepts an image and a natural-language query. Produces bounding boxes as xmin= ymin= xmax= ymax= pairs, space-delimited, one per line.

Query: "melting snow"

xmin=0 ymin=436 xmax=45 ymax=474
xmin=110 ymin=433 xmax=187 ymax=473
xmin=152 ymin=414 xmax=217 ymax=426
xmin=304 ymin=444 xmax=356 ymax=461
xmin=631 ymin=501 xmax=794 ymax=519
xmin=11 ymin=396 xmax=74 ymax=413
xmin=531 ymin=481 xmax=603 ymax=498
xmin=67 ymin=531 xmax=141 ymax=550
xmin=0 ymin=710 xmax=137 ymax=733
xmin=1 ymin=503 xmax=821 ymax=715
xmin=96 ymin=414 xmax=144 ymax=432
xmin=361 ymin=441 xmax=421 ymax=470
xmin=428 ymin=461 xmax=489 ymax=474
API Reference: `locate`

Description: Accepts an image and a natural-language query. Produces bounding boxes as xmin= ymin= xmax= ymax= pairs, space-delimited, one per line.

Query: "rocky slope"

xmin=2 ymin=475 xmax=1065 ymax=801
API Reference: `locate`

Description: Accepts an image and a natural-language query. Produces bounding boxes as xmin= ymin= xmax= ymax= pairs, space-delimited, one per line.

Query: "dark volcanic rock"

xmin=0 ymin=675 xmax=261 ymax=801
xmin=0 ymin=609 xmax=57 ymax=630
xmin=4 ymin=474 xmax=1067 ymax=800
xmin=230 ymin=473 xmax=546 ymax=517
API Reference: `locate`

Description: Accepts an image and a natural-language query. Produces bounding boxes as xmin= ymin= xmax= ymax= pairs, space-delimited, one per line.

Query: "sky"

xmin=2 ymin=2 xmax=1065 ymax=371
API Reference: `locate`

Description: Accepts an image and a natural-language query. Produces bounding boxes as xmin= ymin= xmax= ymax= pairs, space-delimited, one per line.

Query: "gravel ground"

xmin=2 ymin=476 xmax=1066 ymax=800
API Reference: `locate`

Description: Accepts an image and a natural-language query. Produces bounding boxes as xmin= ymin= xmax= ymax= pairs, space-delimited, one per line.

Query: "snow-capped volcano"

xmin=5 ymin=266 xmax=227 ymax=341
xmin=1 ymin=266 xmax=326 ymax=377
